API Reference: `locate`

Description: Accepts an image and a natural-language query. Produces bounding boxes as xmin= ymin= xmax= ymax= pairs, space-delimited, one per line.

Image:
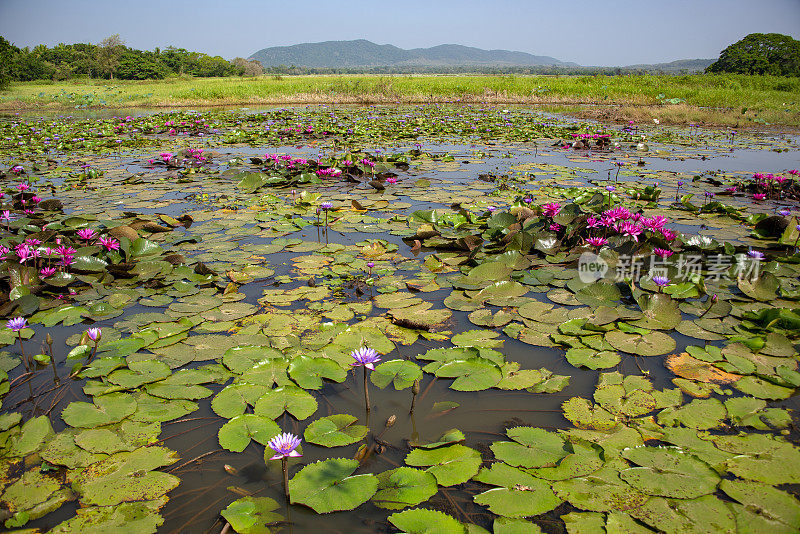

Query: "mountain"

xmin=248 ymin=39 xmax=576 ymax=68
xmin=620 ymin=58 xmax=715 ymax=73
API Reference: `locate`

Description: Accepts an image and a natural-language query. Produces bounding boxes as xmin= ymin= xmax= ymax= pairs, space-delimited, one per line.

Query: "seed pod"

xmin=412 ymin=379 xmax=421 ymax=395
xmin=386 ymin=415 xmax=396 ymax=428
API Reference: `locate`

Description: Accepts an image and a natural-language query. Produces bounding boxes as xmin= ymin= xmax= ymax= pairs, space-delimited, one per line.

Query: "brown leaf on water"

xmin=665 ymin=353 xmax=740 ymax=384
xmin=351 ymin=199 xmax=366 ymax=211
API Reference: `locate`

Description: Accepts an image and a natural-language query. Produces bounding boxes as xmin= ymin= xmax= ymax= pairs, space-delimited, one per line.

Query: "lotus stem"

xmin=88 ymin=341 xmax=98 ymax=363
xmin=47 ymin=333 xmax=58 ymax=383
xmin=698 ymin=294 xmax=718 ymax=319
xmin=281 ymin=457 xmax=289 ymax=500
xmin=364 ymin=366 xmax=371 ymax=412
xmin=17 ymin=331 xmax=29 ymax=372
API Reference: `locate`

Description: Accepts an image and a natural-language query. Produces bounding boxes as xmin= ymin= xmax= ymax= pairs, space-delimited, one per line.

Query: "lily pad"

xmin=289 ymin=458 xmax=378 ymax=513
xmin=304 ymin=414 xmax=368 ymax=447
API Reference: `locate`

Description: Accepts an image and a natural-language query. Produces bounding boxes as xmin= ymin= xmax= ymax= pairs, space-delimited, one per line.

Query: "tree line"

xmin=0 ymin=34 xmax=264 ymax=86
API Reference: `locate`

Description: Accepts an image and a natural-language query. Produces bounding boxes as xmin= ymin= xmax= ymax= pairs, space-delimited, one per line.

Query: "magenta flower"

xmin=99 ymin=236 xmax=120 ymax=251
xmin=586 ymin=216 xmax=601 ymax=229
xmin=77 ymin=228 xmax=97 ymax=240
xmin=16 ymin=183 xmax=29 ymax=191
xmin=617 ymin=221 xmax=643 ymax=242
xmin=39 ymin=267 xmax=56 ymax=278
xmin=386 ymin=177 xmax=398 ymax=184
xmin=542 ymin=203 xmax=561 ymax=218
xmin=6 ymin=317 xmax=26 ymax=331
xmin=753 ymin=193 xmax=766 ymax=201
xmin=549 ymin=223 xmax=562 ymax=231
xmin=660 ymin=228 xmax=677 ymax=241
xmin=267 ymin=432 xmax=302 ymax=460
xmin=16 ymin=245 xmax=33 ymax=263
xmin=653 ymin=248 xmax=673 ymax=258
xmin=351 ymin=347 xmax=381 ymax=370
xmin=586 ymin=237 xmax=608 ymax=247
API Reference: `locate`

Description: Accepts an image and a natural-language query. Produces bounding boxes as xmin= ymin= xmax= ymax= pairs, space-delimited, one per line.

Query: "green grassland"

xmin=2 ymin=74 xmax=798 ymax=127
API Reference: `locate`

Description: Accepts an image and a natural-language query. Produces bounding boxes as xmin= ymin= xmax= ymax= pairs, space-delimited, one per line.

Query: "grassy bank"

xmin=1 ymin=74 xmax=798 ymax=127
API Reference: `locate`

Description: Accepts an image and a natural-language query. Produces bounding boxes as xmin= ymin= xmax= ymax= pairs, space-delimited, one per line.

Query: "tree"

xmin=0 ymin=36 xmax=18 ymax=89
xmin=98 ymin=34 xmax=125 ymax=79
xmin=231 ymin=57 xmax=264 ymax=77
xmin=707 ymin=33 xmax=800 ymax=76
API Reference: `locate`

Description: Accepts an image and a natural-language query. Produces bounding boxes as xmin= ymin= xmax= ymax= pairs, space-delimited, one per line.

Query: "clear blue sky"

xmin=1 ymin=0 xmax=799 ymax=66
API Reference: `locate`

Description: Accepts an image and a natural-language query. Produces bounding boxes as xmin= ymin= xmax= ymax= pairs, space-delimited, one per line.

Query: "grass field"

xmin=2 ymin=74 xmax=799 ymax=127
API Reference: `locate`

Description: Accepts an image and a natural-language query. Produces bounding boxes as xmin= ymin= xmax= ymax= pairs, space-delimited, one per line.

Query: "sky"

xmin=1 ymin=0 xmax=799 ymax=66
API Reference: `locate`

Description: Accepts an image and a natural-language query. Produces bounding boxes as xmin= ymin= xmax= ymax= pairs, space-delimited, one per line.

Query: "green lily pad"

xmin=218 ymin=414 xmax=281 ymax=452
xmin=388 ymin=508 xmax=466 ymax=534
xmin=289 ymin=458 xmax=378 ymax=513
xmin=304 ymin=414 xmax=368 ymax=447
xmin=71 ymin=446 xmax=179 ymax=506
xmin=220 ymin=496 xmax=283 ymax=534
xmin=605 ymin=330 xmax=676 ymax=356
xmin=61 ymin=393 xmax=137 ymax=428
xmin=490 ymin=427 xmax=568 ymax=468
xmin=288 ymin=355 xmax=347 ymax=389
xmin=405 ymin=444 xmax=481 ymax=486
xmin=372 ymin=467 xmax=438 ymax=510
xmin=211 ymin=384 xmax=269 ymax=419
xmin=620 ymin=446 xmax=720 ymax=498
xmin=253 ymin=386 xmax=318 ymax=420
xmin=371 ymin=359 xmax=422 ymax=390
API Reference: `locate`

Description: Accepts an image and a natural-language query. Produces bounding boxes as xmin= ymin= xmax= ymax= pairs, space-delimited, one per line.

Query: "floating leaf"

xmin=371 ymin=359 xmax=422 ymax=390
xmin=220 ymin=496 xmax=283 ymax=534
xmin=218 ymin=415 xmax=281 ymax=452
xmin=405 ymin=444 xmax=481 ymax=486
xmin=71 ymin=446 xmax=179 ymax=506
xmin=289 ymin=458 xmax=378 ymax=513
xmin=490 ymin=427 xmax=567 ymax=468
xmin=253 ymin=386 xmax=318 ymax=420
xmin=620 ymin=447 xmax=720 ymax=498
xmin=304 ymin=414 xmax=368 ymax=447
xmin=388 ymin=508 xmax=466 ymax=534
xmin=61 ymin=393 xmax=137 ymax=428
xmin=372 ymin=467 xmax=438 ymax=510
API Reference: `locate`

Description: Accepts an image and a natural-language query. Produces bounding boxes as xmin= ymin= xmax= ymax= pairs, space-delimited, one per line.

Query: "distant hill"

xmin=621 ymin=58 xmax=715 ymax=73
xmin=249 ymin=39 xmax=577 ymax=68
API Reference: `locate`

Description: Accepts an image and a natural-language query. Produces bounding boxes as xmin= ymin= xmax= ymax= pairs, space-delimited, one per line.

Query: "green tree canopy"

xmin=707 ymin=33 xmax=800 ymax=76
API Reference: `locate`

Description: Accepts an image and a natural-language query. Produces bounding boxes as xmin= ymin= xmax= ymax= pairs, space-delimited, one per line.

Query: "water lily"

xmin=653 ymin=248 xmax=674 ymax=259
xmin=652 ymin=275 xmax=670 ymax=290
xmin=7 ymin=317 xmax=30 ymax=370
xmin=586 ymin=237 xmax=608 ymax=248
xmin=753 ymin=193 xmax=766 ymax=201
xmin=86 ymin=327 xmax=101 ymax=361
xmin=6 ymin=317 xmax=26 ymax=332
xmin=542 ymin=202 xmax=561 ymax=218
xmin=267 ymin=432 xmax=302 ymax=499
xmin=747 ymin=250 xmax=765 ymax=261
xmin=268 ymin=432 xmax=301 ymax=460
xmin=352 ymin=346 xmax=380 ymax=412
xmin=77 ymin=228 xmax=97 ymax=241
xmin=98 ymin=236 xmax=120 ymax=251
xmin=39 ymin=267 xmax=56 ymax=278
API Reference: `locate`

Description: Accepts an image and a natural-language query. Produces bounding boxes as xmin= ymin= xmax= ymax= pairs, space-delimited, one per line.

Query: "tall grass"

xmin=2 ymin=74 xmax=798 ymax=125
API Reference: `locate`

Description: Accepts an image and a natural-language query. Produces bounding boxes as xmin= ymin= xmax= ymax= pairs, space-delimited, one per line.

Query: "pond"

xmin=0 ymin=104 xmax=799 ymax=534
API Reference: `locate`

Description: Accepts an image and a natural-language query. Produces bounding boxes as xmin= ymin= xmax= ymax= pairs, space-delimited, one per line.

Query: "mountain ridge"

xmin=249 ymin=39 xmax=578 ymax=68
